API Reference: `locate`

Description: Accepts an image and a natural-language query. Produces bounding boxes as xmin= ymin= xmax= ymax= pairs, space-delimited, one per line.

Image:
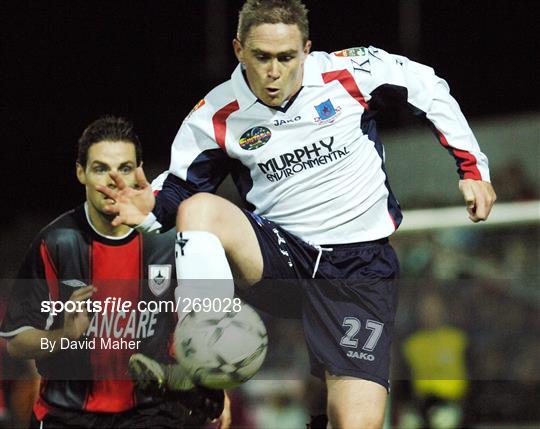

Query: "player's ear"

xmin=76 ymin=163 xmax=86 ymax=185
xmin=233 ymin=38 xmax=244 ymax=64
xmin=303 ymin=40 xmax=312 ymax=55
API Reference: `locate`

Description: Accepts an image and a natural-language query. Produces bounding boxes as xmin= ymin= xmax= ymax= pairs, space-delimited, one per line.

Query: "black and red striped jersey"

xmin=0 ymin=204 xmax=178 ymax=415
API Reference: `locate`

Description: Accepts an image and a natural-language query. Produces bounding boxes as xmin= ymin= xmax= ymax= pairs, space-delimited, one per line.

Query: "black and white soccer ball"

xmin=174 ymin=303 xmax=268 ymax=389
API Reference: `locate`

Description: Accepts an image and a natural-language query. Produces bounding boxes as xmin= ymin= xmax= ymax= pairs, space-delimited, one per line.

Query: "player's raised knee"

xmin=176 ymin=193 xmax=220 ymax=229
xmin=177 ymin=193 xmax=240 ymax=234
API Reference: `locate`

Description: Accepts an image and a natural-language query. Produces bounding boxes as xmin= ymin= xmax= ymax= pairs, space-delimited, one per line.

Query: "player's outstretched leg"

xmin=176 ymin=192 xmax=263 ymax=281
xmin=326 ymin=374 xmax=387 ymax=429
xmin=173 ymin=193 xmax=263 ymax=323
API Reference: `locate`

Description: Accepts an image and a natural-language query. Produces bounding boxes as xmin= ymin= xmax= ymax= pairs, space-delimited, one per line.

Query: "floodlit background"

xmin=1 ymin=1 xmax=538 ymax=428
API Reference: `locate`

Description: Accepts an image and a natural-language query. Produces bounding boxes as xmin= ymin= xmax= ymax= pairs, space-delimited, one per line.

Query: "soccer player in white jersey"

xmin=98 ymin=1 xmax=496 ymax=427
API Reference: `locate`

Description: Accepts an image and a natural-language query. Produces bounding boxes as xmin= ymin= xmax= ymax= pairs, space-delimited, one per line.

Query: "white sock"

xmin=174 ymin=231 xmax=234 ymax=324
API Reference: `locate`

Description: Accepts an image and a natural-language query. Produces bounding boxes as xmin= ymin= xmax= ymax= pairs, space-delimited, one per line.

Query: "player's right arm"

xmin=0 ymin=237 xmax=95 ymax=360
xmin=7 ymin=285 xmax=95 ymax=360
xmin=99 ymin=97 xmax=233 ymax=232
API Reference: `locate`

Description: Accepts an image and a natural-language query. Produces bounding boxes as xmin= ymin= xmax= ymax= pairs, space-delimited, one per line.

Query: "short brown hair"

xmin=237 ymin=0 xmax=309 ymax=45
xmin=77 ymin=115 xmax=142 ymax=167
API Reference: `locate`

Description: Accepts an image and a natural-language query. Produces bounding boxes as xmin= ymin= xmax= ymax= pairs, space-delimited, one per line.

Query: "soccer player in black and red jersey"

xmin=0 ymin=116 xmax=231 ymax=428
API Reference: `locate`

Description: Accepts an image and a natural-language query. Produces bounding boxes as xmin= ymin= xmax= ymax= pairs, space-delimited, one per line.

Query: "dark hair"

xmin=77 ymin=115 xmax=142 ymax=167
xmin=237 ymin=0 xmax=309 ymax=45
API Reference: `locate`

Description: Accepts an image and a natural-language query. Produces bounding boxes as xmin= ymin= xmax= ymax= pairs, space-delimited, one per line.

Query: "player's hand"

xmin=96 ymin=167 xmax=156 ymax=227
xmin=62 ymin=285 xmax=96 ymax=340
xmin=216 ymin=391 xmax=232 ymax=429
xmin=458 ymin=179 xmax=497 ymax=222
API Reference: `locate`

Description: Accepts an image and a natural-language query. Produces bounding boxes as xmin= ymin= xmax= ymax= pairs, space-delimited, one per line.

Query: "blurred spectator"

xmin=400 ymin=292 xmax=468 ymax=429
xmin=393 ymin=222 xmax=539 ymax=426
xmin=253 ymin=392 xmax=307 ymax=429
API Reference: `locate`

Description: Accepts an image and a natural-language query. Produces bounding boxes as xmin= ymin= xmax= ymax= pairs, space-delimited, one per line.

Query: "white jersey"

xmin=152 ymin=46 xmax=490 ymax=244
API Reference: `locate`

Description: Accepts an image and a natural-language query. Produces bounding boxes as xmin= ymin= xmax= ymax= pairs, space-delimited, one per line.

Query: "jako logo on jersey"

xmin=314 ymin=99 xmax=342 ymax=125
xmin=149 ymin=264 xmax=171 ymax=296
xmin=239 ymin=126 xmax=272 ymax=150
xmin=273 ymin=116 xmax=301 ymax=127
xmin=347 ymin=350 xmax=375 ymax=361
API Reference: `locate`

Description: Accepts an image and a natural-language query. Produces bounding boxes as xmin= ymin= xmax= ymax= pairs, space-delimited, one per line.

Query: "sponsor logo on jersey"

xmin=273 ymin=116 xmax=301 ymax=127
xmin=332 ymin=47 xmax=367 ymax=57
xmin=347 ymin=350 xmax=375 ymax=361
xmin=86 ymin=309 xmax=158 ymax=339
xmin=314 ymin=99 xmax=342 ymax=125
xmin=258 ymin=136 xmax=350 ymax=182
xmin=239 ymin=126 xmax=272 ymax=150
xmin=350 ymin=57 xmax=372 ymax=75
xmin=149 ymin=264 xmax=172 ymax=296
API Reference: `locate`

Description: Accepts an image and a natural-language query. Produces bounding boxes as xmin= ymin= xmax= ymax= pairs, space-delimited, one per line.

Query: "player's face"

xmin=234 ymin=23 xmax=311 ymax=107
xmin=76 ymin=141 xmax=138 ymax=220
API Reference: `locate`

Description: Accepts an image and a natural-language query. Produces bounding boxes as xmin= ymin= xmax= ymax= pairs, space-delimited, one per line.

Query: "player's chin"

xmin=258 ymin=91 xmax=282 ymax=106
xmin=99 ymin=204 xmax=117 ymax=218
xmin=263 ymin=97 xmax=283 ymax=107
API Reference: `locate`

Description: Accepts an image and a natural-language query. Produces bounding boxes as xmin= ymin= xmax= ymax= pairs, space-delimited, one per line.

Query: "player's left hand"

xmin=216 ymin=391 xmax=232 ymax=429
xmin=458 ymin=179 xmax=497 ymax=222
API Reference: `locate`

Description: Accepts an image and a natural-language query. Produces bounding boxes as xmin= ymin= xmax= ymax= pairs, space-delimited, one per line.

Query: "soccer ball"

xmin=174 ymin=303 xmax=268 ymax=389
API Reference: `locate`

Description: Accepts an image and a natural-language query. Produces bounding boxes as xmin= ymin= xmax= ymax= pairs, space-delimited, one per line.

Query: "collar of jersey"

xmin=84 ymin=202 xmax=134 ymax=241
xmin=231 ymin=52 xmax=324 ymax=111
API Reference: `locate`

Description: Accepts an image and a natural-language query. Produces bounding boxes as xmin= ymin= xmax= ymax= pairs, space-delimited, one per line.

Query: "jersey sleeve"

xmin=0 ymin=238 xmax=54 ymax=338
xmin=341 ymin=46 xmax=490 ymax=181
xmin=151 ymin=100 xmax=233 ymax=230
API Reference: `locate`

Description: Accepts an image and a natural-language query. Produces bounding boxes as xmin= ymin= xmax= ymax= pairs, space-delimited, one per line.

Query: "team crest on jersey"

xmin=148 ymin=265 xmax=172 ymax=296
xmin=314 ymin=99 xmax=342 ymax=125
xmin=239 ymin=126 xmax=272 ymax=150
xmin=332 ymin=47 xmax=367 ymax=58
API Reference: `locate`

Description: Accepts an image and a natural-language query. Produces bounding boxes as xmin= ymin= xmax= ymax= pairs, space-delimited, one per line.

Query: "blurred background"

xmin=1 ymin=1 xmax=538 ymax=428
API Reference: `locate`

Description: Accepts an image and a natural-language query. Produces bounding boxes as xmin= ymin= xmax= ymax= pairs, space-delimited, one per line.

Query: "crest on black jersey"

xmin=148 ymin=264 xmax=172 ymax=296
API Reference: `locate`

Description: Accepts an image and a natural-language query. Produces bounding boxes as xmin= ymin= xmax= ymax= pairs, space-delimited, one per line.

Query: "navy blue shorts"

xmin=240 ymin=210 xmax=400 ymax=390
